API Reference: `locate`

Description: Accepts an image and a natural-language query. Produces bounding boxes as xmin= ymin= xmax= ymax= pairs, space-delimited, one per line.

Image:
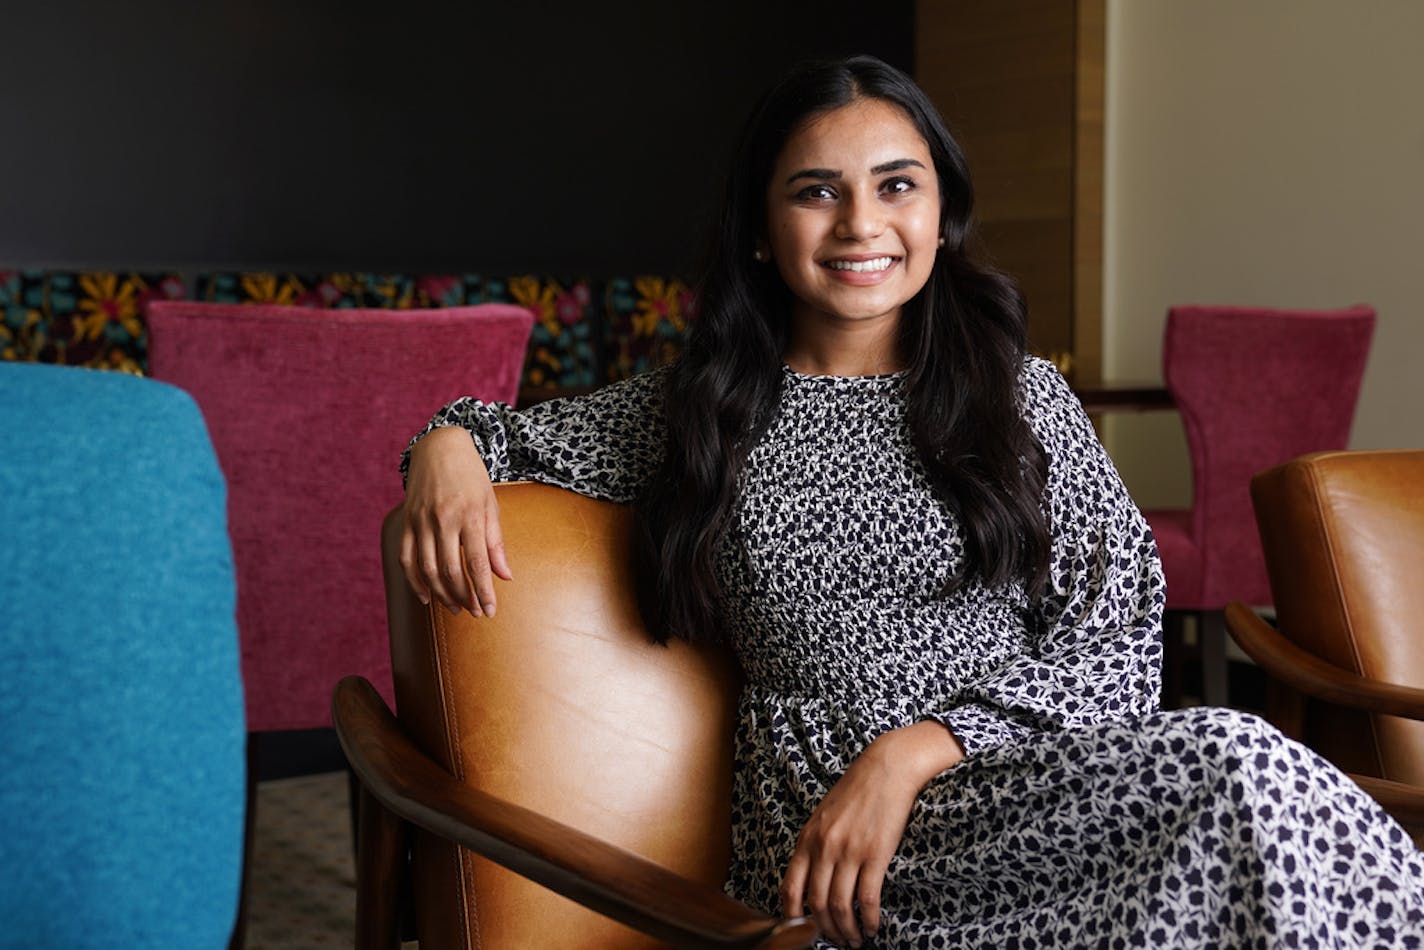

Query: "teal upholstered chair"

xmin=0 ymin=363 xmax=245 ymax=947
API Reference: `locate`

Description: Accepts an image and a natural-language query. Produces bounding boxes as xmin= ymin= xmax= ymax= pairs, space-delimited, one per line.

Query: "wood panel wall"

xmin=915 ymin=0 xmax=1105 ymax=383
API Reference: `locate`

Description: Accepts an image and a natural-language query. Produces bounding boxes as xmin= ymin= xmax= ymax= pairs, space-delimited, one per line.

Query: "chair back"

xmin=147 ymin=300 xmax=533 ymax=731
xmin=0 ymin=362 xmax=245 ymax=946
xmin=1252 ymin=450 xmax=1424 ymax=784
xmin=382 ymin=483 xmax=743 ymax=949
xmin=1164 ymin=304 xmax=1374 ymax=607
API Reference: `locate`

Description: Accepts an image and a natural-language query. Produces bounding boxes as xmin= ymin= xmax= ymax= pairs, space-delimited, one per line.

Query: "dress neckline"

xmin=780 ymin=364 xmax=908 ymax=384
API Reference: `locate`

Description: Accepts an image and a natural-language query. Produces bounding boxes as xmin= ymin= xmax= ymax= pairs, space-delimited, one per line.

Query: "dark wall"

xmin=0 ymin=2 xmax=912 ymax=275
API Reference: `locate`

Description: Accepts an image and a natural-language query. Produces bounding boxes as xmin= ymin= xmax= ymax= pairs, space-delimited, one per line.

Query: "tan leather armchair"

xmin=332 ymin=482 xmax=817 ymax=948
xmin=1224 ymin=450 xmax=1424 ymax=838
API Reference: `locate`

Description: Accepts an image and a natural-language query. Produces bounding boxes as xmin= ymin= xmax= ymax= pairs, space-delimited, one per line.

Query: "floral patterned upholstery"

xmin=1 ymin=269 xmax=694 ymax=399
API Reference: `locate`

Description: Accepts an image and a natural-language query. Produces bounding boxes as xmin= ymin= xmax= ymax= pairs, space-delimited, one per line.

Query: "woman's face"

xmin=764 ymin=97 xmax=941 ymax=339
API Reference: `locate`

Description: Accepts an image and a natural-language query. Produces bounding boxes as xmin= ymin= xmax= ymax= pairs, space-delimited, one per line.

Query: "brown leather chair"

xmin=1225 ymin=449 xmax=1424 ymax=838
xmin=333 ymin=482 xmax=817 ymax=949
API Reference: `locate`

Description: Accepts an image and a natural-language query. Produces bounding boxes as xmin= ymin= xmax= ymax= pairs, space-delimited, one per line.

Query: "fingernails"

xmin=482 ymin=602 xmax=497 ymax=618
xmin=445 ymin=604 xmax=459 ymax=617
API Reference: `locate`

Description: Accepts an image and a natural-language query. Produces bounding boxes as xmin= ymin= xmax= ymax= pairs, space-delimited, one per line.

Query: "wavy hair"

xmin=634 ymin=55 xmax=1050 ymax=645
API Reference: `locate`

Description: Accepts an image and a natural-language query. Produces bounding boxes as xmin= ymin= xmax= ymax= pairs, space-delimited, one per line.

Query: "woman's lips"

xmin=821 ymin=255 xmax=901 ymax=285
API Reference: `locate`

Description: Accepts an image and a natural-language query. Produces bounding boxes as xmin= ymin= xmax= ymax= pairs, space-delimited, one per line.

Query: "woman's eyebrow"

xmin=786 ymin=167 xmax=840 ymax=184
xmin=871 ymin=158 xmax=926 ymax=174
xmin=785 ymin=158 xmax=927 ymax=185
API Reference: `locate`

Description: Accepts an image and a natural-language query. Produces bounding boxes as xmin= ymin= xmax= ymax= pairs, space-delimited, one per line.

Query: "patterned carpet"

xmin=246 ymin=772 xmax=358 ymax=948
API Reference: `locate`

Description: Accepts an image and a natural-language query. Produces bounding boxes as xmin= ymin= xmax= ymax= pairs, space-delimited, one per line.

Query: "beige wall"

xmin=1102 ymin=0 xmax=1424 ymax=508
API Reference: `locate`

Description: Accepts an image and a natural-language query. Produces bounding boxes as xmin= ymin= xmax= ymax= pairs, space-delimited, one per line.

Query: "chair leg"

xmin=1161 ymin=612 xmax=1186 ymax=709
xmin=355 ymin=780 xmax=407 ymax=950
xmin=229 ymin=733 xmax=258 ymax=950
xmin=347 ymin=762 xmax=360 ymax=860
xmin=1265 ymin=677 xmax=1307 ymax=741
xmin=1200 ymin=611 xmax=1229 ymax=707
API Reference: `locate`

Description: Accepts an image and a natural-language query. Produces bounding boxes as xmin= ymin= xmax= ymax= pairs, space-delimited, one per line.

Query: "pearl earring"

xmin=753 ymin=248 xmax=769 ymax=263
xmin=938 ymin=236 xmax=946 ymax=248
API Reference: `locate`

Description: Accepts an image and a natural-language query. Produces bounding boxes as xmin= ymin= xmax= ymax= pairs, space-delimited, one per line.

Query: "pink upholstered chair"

xmin=1143 ymin=304 xmax=1374 ymax=708
xmin=146 ymin=301 xmax=532 ymax=938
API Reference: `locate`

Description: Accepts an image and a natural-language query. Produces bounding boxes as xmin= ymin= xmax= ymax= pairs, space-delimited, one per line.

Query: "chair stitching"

xmin=1307 ymin=464 xmax=1388 ymax=777
xmin=433 ymin=607 xmax=481 ymax=948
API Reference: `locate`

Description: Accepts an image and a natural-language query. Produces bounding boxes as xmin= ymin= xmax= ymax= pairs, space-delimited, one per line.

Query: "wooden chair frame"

xmin=1225 ymin=602 xmax=1424 ymax=831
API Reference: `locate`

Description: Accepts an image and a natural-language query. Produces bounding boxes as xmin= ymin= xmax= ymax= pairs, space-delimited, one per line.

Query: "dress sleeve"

xmin=932 ymin=358 xmax=1166 ymax=757
xmin=399 ymin=367 xmax=668 ymax=503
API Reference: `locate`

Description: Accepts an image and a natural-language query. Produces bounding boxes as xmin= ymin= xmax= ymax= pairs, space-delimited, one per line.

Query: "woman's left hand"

xmin=780 ymin=721 xmax=965 ymax=948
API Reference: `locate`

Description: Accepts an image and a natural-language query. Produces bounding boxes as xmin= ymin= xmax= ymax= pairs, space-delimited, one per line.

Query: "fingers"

xmin=439 ymin=523 xmax=477 ymax=616
xmin=400 ymin=505 xmax=488 ymax=618
xmin=826 ymin=864 xmax=863 ymax=947
xmin=397 ymin=522 xmax=430 ymax=606
xmin=856 ymin=859 xmax=888 ymax=940
xmin=779 ymin=851 xmax=808 ymax=919
xmin=804 ymin=857 xmax=835 ymax=944
xmin=804 ymin=857 xmax=864 ymax=948
xmin=460 ymin=522 xmax=495 ymax=617
xmin=485 ymin=496 xmax=514 ymax=582
xmin=783 ymin=840 xmax=887 ymax=948
xmin=400 ymin=504 xmax=512 ymax=619
xmin=400 ymin=426 xmax=509 ymax=618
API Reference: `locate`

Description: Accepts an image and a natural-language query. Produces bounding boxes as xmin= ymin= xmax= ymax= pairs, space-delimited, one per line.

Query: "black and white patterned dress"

xmin=407 ymin=358 xmax=1424 ymax=948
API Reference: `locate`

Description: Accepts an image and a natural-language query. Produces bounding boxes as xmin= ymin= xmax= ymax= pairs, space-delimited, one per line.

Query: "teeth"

xmin=826 ymin=256 xmax=895 ymax=273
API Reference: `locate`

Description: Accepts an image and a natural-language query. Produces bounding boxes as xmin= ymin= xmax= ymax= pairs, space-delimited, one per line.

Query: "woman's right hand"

xmin=399 ymin=426 xmax=513 ymax=618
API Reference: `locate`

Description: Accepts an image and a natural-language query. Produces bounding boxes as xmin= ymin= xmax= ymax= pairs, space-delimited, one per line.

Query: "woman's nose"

xmin=834 ymin=191 xmax=885 ymax=241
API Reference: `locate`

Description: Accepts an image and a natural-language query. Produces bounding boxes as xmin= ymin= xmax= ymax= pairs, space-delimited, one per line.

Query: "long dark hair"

xmin=635 ymin=55 xmax=1050 ymax=645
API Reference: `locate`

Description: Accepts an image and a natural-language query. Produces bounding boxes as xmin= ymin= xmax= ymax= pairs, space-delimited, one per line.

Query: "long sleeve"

xmin=933 ymin=359 xmax=1166 ymax=757
xmin=399 ymin=368 xmax=669 ymax=503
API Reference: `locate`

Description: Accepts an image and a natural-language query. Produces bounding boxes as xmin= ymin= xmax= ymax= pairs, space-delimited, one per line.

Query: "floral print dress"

xmin=405 ymin=357 xmax=1424 ymax=948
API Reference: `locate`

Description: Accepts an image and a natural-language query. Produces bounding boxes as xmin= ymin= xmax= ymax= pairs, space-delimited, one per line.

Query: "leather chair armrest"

xmin=1224 ymin=602 xmax=1424 ymax=721
xmin=331 ymin=676 xmax=817 ymax=950
xmin=1347 ymin=773 xmax=1424 ymax=832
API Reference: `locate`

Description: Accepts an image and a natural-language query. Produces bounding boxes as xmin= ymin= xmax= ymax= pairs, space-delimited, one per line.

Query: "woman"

xmin=401 ymin=56 xmax=1423 ymax=948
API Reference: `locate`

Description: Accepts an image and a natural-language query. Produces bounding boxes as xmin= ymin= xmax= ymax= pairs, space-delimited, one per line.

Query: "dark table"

xmin=1073 ymin=383 xmax=1173 ymax=413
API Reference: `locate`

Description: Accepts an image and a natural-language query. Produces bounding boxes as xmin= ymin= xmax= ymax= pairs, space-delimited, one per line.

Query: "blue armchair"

xmin=0 ymin=363 xmax=245 ymax=947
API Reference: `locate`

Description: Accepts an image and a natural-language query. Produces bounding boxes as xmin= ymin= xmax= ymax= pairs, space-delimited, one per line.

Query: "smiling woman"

xmin=764 ymin=98 xmax=942 ymax=375
xmin=397 ymin=56 xmax=1424 ymax=949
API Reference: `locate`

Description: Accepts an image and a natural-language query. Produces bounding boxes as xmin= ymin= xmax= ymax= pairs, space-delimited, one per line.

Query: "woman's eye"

xmin=882 ymin=176 xmax=916 ymax=196
xmin=795 ymin=184 xmax=836 ymax=201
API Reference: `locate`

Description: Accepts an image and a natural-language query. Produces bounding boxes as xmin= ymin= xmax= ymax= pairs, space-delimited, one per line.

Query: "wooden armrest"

xmin=1347 ymin=773 xmax=1424 ymax=832
xmin=331 ymin=676 xmax=817 ymax=950
xmin=1224 ymin=602 xmax=1424 ymax=721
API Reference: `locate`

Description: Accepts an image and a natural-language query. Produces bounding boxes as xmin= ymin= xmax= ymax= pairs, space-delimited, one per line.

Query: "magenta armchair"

xmin=1143 ymin=304 xmax=1374 ymax=707
xmin=147 ymin=301 xmax=533 ymax=733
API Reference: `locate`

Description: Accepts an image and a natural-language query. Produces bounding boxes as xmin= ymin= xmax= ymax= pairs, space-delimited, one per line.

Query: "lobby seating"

xmin=1226 ymin=449 xmax=1424 ymax=840
xmin=0 ymin=362 xmax=245 ymax=946
xmin=333 ymin=483 xmax=817 ymax=949
xmin=1143 ymin=304 xmax=1375 ymax=706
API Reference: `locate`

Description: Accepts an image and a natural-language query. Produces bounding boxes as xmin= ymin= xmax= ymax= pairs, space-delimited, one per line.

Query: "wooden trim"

xmin=1072 ymin=0 xmax=1106 ymax=385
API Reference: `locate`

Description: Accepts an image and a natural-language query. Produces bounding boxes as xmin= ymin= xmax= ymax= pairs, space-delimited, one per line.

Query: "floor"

xmin=245 ymin=772 xmax=359 ymax=949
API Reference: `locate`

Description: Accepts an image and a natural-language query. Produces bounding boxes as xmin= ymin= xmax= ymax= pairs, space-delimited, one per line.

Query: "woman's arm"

xmin=401 ymin=427 xmax=511 ymax=616
xmin=398 ymin=369 xmax=669 ymax=616
xmin=930 ymin=358 xmax=1165 ymax=756
xmin=780 ymin=721 xmax=964 ymax=947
